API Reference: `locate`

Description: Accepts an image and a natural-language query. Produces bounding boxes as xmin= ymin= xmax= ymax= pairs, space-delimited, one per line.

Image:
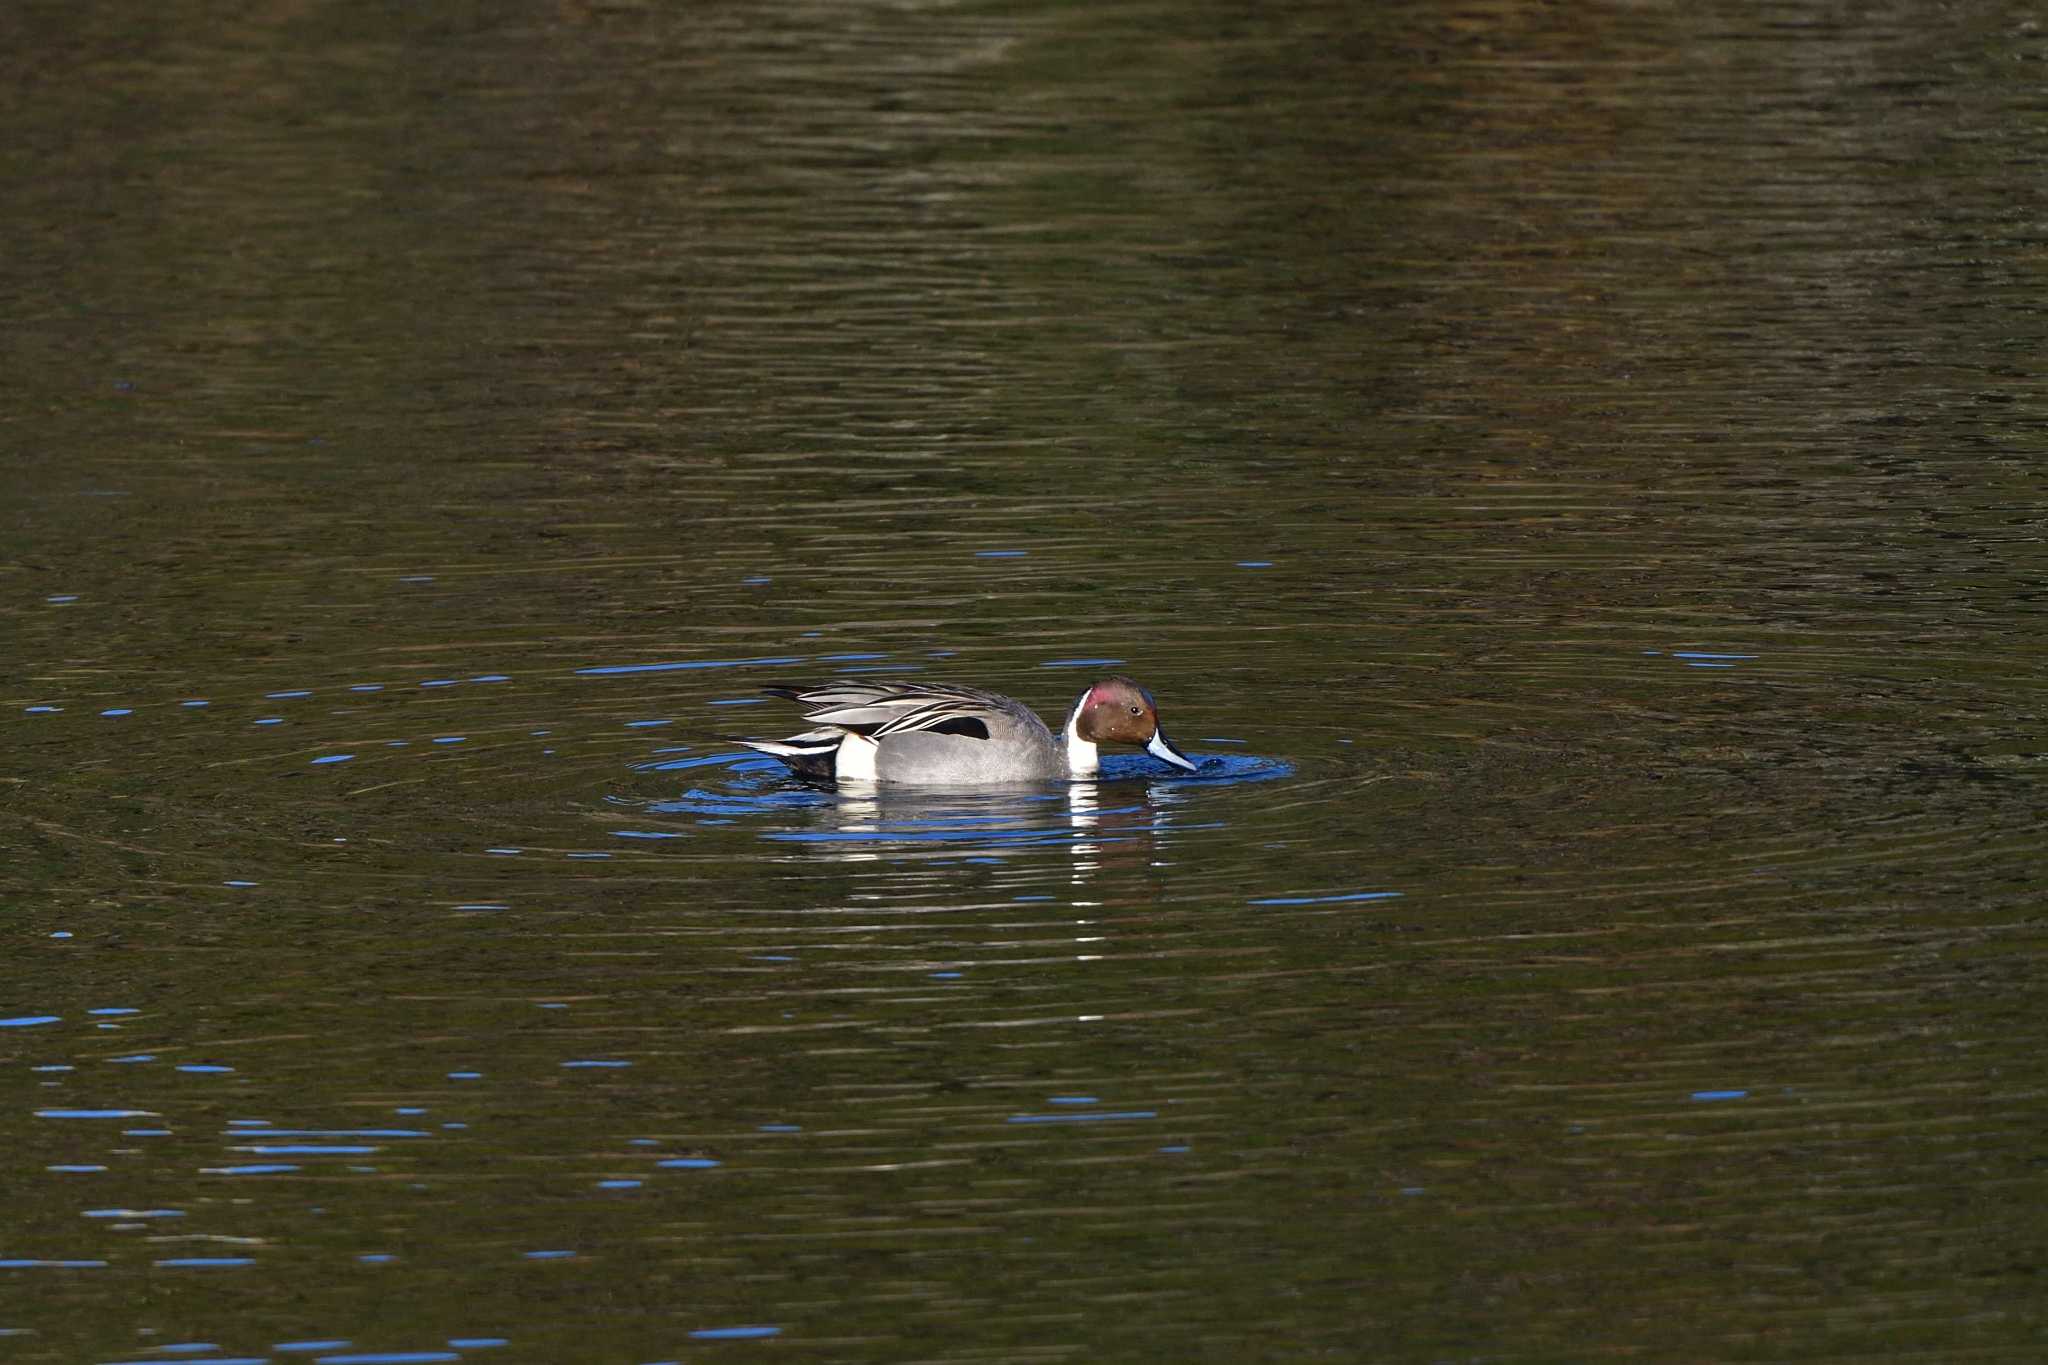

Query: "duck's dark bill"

xmin=1147 ymin=730 xmax=1199 ymax=772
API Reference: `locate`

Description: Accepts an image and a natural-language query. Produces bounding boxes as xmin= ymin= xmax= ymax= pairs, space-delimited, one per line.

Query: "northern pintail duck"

xmin=734 ymin=676 xmax=1198 ymax=784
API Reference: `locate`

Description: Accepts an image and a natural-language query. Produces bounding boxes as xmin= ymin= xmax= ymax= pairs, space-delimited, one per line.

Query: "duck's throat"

xmin=1062 ymin=709 xmax=1100 ymax=777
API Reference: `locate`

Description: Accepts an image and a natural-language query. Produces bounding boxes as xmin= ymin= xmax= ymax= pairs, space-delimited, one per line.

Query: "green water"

xmin=4 ymin=1 xmax=2045 ymax=1360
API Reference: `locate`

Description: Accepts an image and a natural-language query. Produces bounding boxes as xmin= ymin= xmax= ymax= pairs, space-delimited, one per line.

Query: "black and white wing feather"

xmin=763 ymin=681 xmax=1002 ymax=741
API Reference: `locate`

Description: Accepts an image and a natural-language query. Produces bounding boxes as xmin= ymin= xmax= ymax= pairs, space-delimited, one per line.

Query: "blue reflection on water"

xmin=577 ymin=656 xmax=801 ymax=676
xmin=204 ymin=1163 xmax=300 ymax=1175
xmin=688 ymin=1326 xmax=782 ymax=1341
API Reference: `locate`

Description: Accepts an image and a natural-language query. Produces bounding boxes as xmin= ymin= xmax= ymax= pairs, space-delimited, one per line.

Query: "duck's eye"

xmin=1128 ymin=705 xmax=1142 ymax=715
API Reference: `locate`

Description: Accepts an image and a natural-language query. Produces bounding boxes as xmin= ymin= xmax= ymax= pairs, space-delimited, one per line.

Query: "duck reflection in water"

xmin=767 ymin=776 xmax=1189 ymax=884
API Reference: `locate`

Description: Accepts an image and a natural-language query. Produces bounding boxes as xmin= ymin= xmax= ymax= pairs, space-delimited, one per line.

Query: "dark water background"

xmin=4 ymin=0 xmax=2045 ymax=1360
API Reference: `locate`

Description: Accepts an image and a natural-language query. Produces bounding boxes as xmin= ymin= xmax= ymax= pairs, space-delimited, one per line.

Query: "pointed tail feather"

xmin=726 ymin=731 xmax=841 ymax=781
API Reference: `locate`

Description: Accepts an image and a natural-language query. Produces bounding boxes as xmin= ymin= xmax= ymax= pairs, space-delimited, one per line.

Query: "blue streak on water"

xmin=231 ymin=1128 xmax=428 ymax=1138
xmin=611 ymin=831 xmax=684 ymax=841
xmin=1048 ymin=1096 xmax=1098 ymax=1105
xmin=0 ymin=1015 xmax=59 ymax=1028
xmin=1692 ymin=1089 xmax=1749 ymax=1102
xmin=25 ymin=704 xmax=63 ymax=712
xmin=1673 ymin=652 xmax=1758 ymax=659
xmin=48 ymin=1163 xmax=106 ymax=1171
xmin=1248 ymin=891 xmax=1403 ymax=906
xmin=100 ymin=708 xmax=132 ymax=717
xmin=310 ymin=754 xmax=354 ymax=765
xmin=624 ymin=719 xmax=671 ymax=728
xmin=707 ymin=697 xmax=769 ymax=706
xmin=561 ymin=1060 xmax=631 ymax=1069
xmin=818 ymin=651 xmax=888 ymax=661
xmin=432 ymin=736 xmax=466 ymax=744
xmin=1236 ymin=560 xmax=1274 ymax=568
xmin=232 ymin=1145 xmax=378 ymax=1155
xmin=576 ymin=656 xmax=801 ymax=676
xmin=688 ymin=1327 xmax=782 ymax=1341
xmin=109 ymin=1054 xmax=155 ymax=1064
xmin=85 ymin=1208 xmax=183 ymax=1218
xmin=181 ymin=698 xmax=210 ymax=707
xmin=0 ymin=1258 xmax=106 ymax=1268
xmin=1040 ymin=657 xmax=1122 ymax=668
xmin=37 ymin=1108 xmax=157 ymax=1119
xmin=88 ymin=1008 xmax=139 ymax=1016
xmin=204 ymin=1163 xmax=300 ymax=1175
xmin=349 ymin=684 xmax=384 ymax=692
xmin=178 ymin=1064 xmax=234 ymax=1074
xmin=267 ymin=689 xmax=313 ymax=699
xmin=447 ymin=1339 xmax=509 ymax=1349
xmin=154 ymin=1258 xmax=255 ymax=1267
xmin=657 ymin=1158 xmax=721 ymax=1170
xmin=523 ymin=1250 xmax=576 ymax=1260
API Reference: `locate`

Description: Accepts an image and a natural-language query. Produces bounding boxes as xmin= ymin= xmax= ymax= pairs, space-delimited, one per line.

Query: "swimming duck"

xmin=734 ymin=676 xmax=1198 ymax=784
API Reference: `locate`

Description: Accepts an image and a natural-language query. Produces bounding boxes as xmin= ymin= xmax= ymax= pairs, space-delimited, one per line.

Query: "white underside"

xmin=833 ymin=730 xmax=880 ymax=781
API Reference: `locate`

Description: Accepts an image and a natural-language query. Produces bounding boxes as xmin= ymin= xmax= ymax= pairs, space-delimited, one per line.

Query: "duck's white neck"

xmin=1062 ymin=696 xmax=1099 ymax=777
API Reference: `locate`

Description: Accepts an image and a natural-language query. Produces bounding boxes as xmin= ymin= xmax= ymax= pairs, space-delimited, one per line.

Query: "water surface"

xmin=4 ymin=0 xmax=2045 ymax=1360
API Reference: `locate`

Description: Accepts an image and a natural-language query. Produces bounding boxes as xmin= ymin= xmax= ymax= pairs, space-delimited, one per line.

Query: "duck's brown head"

xmin=1071 ymin=676 xmax=1197 ymax=771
